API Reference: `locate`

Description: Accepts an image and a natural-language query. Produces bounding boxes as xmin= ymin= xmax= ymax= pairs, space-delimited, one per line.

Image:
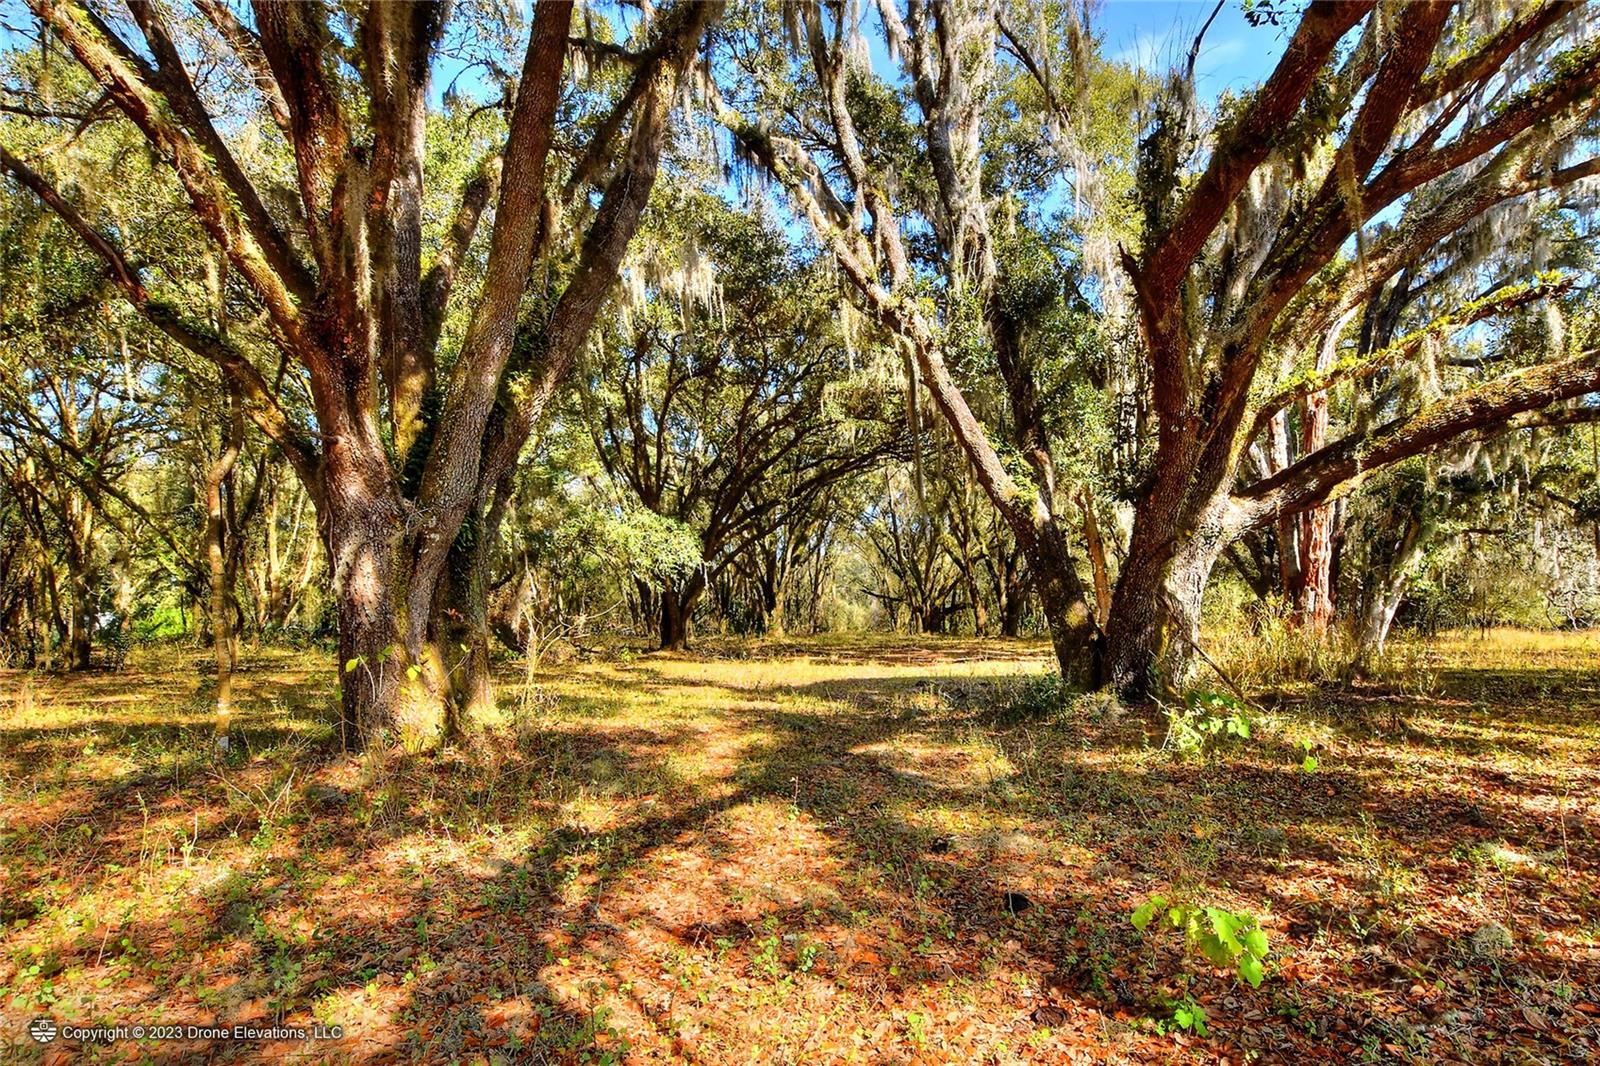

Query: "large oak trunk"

xmin=1103 ymin=496 xmax=1234 ymax=698
xmin=659 ymin=574 xmax=703 ymax=650
xmin=322 ymin=430 xmax=408 ymax=750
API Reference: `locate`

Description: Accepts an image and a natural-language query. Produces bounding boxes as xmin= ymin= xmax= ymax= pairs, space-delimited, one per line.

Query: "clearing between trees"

xmin=2 ymin=629 xmax=1596 ymax=1064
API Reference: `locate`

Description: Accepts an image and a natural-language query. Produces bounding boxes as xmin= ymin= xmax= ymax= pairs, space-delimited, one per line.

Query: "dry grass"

xmin=1 ymin=630 xmax=1597 ymax=1063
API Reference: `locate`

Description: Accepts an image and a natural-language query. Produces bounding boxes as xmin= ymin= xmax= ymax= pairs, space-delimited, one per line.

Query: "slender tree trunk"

xmin=28 ymin=578 xmax=42 ymax=668
xmin=280 ymin=497 xmax=319 ymax=629
xmin=65 ymin=540 xmax=95 ymax=671
xmin=997 ymin=549 xmax=1026 ymax=638
xmin=260 ymin=476 xmax=282 ymax=631
xmin=206 ymin=396 xmax=244 ymax=750
xmin=961 ymin=562 xmax=987 ymax=636
xmin=1079 ymin=488 xmax=1112 ymax=627
xmin=40 ymin=559 xmax=61 ymax=671
xmin=1354 ymin=514 xmax=1427 ymax=672
xmin=1294 ymin=385 xmax=1334 ymax=632
xmin=1000 ymin=594 xmax=1024 ymax=638
xmin=1265 ymin=411 xmax=1299 ymax=602
xmin=1297 ymin=504 xmax=1335 ymax=632
xmin=438 ymin=484 xmax=507 ymax=730
xmin=765 ymin=582 xmax=787 ymax=637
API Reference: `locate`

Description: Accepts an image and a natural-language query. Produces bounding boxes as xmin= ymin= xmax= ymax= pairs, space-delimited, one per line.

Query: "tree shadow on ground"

xmin=3 ymin=638 xmax=1598 ymax=1063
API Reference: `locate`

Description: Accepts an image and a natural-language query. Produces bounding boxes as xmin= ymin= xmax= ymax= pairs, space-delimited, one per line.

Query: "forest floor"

xmin=1 ymin=630 xmax=1597 ymax=1065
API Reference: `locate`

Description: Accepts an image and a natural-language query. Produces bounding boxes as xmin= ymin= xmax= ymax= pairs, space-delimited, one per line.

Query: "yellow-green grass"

xmin=1 ymin=630 xmax=1597 ymax=1063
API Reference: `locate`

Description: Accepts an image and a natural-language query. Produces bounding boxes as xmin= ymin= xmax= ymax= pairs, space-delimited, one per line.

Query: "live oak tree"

xmin=1103 ymin=0 xmax=1600 ymax=694
xmin=713 ymin=0 xmax=1126 ymax=681
xmin=0 ymin=324 xmax=164 ymax=669
xmin=1243 ymin=154 xmax=1599 ymax=634
xmin=0 ymin=0 xmax=721 ymax=745
xmin=1340 ymin=398 xmax=1600 ymax=664
xmin=581 ymin=188 xmax=903 ymax=648
xmin=720 ymin=0 xmax=1600 ymax=695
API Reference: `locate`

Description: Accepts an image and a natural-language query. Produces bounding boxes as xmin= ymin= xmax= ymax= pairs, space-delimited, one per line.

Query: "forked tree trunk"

xmin=1356 ymin=579 xmax=1407 ymax=667
xmin=1354 ymin=513 xmax=1427 ymax=672
xmin=660 ymin=585 xmax=690 ymax=650
xmin=755 ymin=550 xmax=788 ymax=637
xmin=994 ymin=548 xmax=1027 ymax=638
xmin=1103 ymin=495 xmax=1236 ymax=698
xmin=658 ymin=568 xmax=708 ymax=650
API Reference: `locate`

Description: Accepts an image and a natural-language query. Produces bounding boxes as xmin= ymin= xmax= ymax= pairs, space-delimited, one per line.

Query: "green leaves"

xmin=1130 ymin=895 xmax=1166 ymax=931
xmin=1129 ymin=895 xmax=1272 ymax=989
xmin=1165 ymin=690 xmax=1254 ymax=757
xmin=1169 ymin=1000 xmax=1207 ymax=1036
xmin=553 ymin=503 xmax=703 ymax=590
xmin=1237 ymin=954 xmax=1264 ymax=988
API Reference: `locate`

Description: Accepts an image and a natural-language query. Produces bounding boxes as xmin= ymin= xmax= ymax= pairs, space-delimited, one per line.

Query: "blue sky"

xmin=1095 ymin=0 xmax=1290 ymax=100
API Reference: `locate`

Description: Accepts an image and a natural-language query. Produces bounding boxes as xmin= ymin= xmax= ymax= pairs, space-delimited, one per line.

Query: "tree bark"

xmin=1292 ymin=334 xmax=1337 ymax=632
xmin=1031 ymin=527 xmax=1099 ymax=683
xmin=437 ymin=485 xmax=506 ymax=729
xmin=659 ymin=583 xmax=691 ymax=650
xmin=64 ymin=507 xmax=96 ymax=671
xmin=1354 ymin=511 xmax=1426 ymax=671
xmin=1079 ymin=488 xmax=1111 ymax=627
xmin=67 ymin=564 xmax=94 ymax=670
xmin=322 ymin=426 xmax=407 ymax=750
xmin=1104 ymin=495 xmax=1238 ymax=697
xmin=999 ymin=585 xmax=1025 ymax=639
xmin=762 ymin=575 xmax=787 ymax=637
xmin=1265 ymin=411 xmax=1300 ymax=599
xmin=1296 ymin=500 xmax=1335 ymax=632
xmin=206 ymin=386 xmax=244 ymax=750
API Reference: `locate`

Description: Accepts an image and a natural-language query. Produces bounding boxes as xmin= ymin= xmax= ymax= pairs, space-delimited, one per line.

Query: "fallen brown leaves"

xmin=0 ymin=633 xmax=1596 ymax=1063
